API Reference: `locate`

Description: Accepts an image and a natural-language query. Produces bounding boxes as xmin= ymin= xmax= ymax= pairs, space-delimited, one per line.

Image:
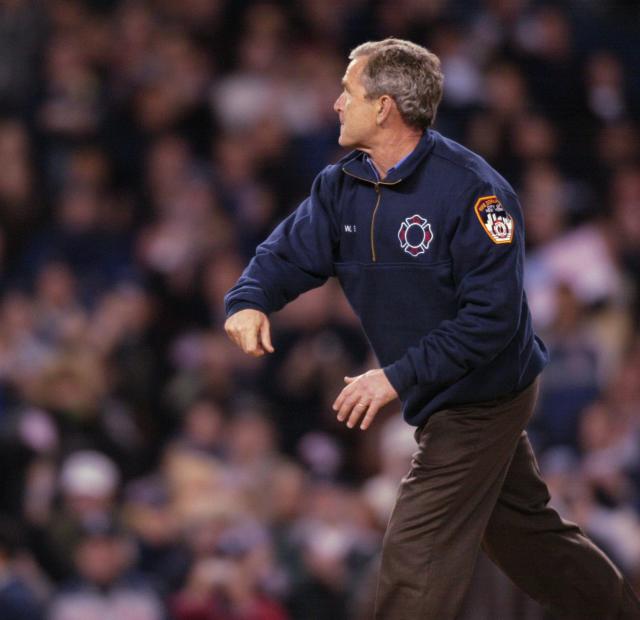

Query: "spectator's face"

xmin=36 ymin=262 xmax=77 ymax=307
xmin=58 ymin=189 xmax=100 ymax=232
xmin=228 ymin=414 xmax=275 ymax=464
xmin=74 ymin=536 xmax=129 ymax=586
xmin=334 ymin=56 xmax=379 ymax=149
xmin=183 ymin=401 xmax=225 ymax=448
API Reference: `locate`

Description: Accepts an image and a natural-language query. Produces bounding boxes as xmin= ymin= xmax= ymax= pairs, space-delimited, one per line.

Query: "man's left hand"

xmin=333 ymin=369 xmax=398 ymax=430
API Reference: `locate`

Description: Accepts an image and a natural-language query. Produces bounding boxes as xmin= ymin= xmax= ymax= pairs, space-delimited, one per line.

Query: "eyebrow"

xmin=341 ymin=78 xmax=349 ymax=91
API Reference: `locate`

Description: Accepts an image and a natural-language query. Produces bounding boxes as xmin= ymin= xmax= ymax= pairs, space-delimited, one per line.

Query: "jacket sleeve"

xmin=224 ymin=170 xmax=338 ymax=317
xmin=383 ymin=183 xmax=524 ymax=396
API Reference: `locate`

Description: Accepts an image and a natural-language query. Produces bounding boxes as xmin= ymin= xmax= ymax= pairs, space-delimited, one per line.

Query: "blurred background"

xmin=0 ymin=0 xmax=639 ymax=618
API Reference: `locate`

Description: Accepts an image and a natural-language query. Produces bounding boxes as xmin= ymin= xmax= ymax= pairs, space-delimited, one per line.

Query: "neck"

xmin=363 ymin=129 xmax=423 ymax=178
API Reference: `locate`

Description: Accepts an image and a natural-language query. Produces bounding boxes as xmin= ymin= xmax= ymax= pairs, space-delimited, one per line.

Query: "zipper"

xmin=342 ymin=167 xmax=403 ymax=263
xmin=371 ymin=184 xmax=381 ymax=261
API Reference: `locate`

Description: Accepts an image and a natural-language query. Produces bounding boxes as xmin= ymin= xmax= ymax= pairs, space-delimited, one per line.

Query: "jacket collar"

xmin=341 ymin=129 xmax=437 ymax=185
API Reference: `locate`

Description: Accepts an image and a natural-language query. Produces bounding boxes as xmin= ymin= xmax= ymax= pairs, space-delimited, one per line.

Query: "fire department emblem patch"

xmin=474 ymin=195 xmax=514 ymax=244
xmin=398 ymin=214 xmax=433 ymax=257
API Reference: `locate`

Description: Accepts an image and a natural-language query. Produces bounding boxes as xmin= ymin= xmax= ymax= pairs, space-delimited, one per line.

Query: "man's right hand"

xmin=224 ymin=309 xmax=274 ymax=357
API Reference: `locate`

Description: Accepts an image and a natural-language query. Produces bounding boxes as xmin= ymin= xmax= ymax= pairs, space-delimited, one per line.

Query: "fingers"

xmin=333 ymin=381 xmax=372 ymax=429
xmin=332 ymin=389 xmax=347 ymax=412
xmin=333 ymin=370 xmax=395 ymax=431
xmin=259 ymin=318 xmax=274 ymax=353
xmin=347 ymin=399 xmax=382 ymax=429
xmin=336 ymin=398 xmax=381 ymax=430
xmin=333 ymin=375 xmax=364 ymax=423
xmin=241 ymin=323 xmax=260 ymax=355
xmin=224 ymin=310 xmax=274 ymax=357
xmin=359 ymin=403 xmax=381 ymax=430
xmin=346 ymin=400 xmax=370 ymax=428
xmin=336 ymin=392 xmax=364 ymax=424
xmin=332 ymin=375 xmax=361 ymax=411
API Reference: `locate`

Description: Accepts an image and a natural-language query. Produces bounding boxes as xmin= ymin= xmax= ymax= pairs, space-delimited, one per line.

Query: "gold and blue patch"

xmin=473 ymin=195 xmax=514 ymax=244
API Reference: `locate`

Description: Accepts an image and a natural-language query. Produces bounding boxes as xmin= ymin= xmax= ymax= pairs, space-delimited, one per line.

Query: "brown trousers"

xmin=374 ymin=379 xmax=640 ymax=619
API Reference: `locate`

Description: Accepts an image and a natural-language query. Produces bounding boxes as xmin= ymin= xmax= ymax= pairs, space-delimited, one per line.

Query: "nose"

xmin=334 ymin=92 xmax=344 ymax=114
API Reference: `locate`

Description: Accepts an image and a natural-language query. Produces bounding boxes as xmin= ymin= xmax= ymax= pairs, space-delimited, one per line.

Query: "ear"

xmin=376 ymin=95 xmax=395 ymax=125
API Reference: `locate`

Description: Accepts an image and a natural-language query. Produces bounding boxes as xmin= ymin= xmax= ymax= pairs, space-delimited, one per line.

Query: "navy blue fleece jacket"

xmin=224 ymin=130 xmax=548 ymax=427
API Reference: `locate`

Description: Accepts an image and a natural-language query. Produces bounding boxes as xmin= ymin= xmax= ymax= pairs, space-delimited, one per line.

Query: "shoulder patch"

xmin=473 ymin=195 xmax=514 ymax=244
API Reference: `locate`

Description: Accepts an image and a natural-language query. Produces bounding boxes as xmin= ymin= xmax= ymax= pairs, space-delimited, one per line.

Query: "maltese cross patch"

xmin=474 ymin=195 xmax=514 ymax=244
xmin=398 ymin=214 xmax=433 ymax=256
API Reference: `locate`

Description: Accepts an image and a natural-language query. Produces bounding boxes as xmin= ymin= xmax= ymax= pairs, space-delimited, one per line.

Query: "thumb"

xmin=260 ymin=317 xmax=274 ymax=353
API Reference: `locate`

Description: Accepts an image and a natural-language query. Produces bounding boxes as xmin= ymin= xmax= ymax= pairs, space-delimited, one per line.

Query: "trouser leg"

xmin=374 ymin=379 xmax=539 ymax=620
xmin=482 ymin=432 xmax=640 ymax=620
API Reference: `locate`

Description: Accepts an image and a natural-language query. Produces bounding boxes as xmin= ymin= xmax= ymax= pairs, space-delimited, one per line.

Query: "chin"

xmin=338 ymin=132 xmax=353 ymax=148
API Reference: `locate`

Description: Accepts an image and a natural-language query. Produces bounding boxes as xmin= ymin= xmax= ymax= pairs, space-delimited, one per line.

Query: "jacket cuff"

xmin=225 ymin=301 xmax=269 ymax=318
xmin=383 ymin=356 xmax=418 ymax=398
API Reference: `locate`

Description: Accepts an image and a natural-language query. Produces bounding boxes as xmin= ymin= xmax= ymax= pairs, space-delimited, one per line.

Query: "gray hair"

xmin=349 ymin=38 xmax=444 ymax=130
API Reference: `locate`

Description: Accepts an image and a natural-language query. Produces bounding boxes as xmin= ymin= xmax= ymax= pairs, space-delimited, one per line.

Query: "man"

xmin=49 ymin=520 xmax=165 ymax=620
xmin=224 ymin=38 xmax=640 ymax=619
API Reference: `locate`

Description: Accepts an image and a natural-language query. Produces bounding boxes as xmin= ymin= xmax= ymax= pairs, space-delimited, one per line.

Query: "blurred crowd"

xmin=0 ymin=0 xmax=639 ymax=618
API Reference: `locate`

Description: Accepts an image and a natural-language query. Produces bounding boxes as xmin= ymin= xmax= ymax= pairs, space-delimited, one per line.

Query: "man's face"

xmin=334 ymin=56 xmax=379 ymax=149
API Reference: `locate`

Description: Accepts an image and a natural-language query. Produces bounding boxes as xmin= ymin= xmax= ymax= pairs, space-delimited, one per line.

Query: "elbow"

xmin=482 ymin=303 xmax=523 ymax=361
